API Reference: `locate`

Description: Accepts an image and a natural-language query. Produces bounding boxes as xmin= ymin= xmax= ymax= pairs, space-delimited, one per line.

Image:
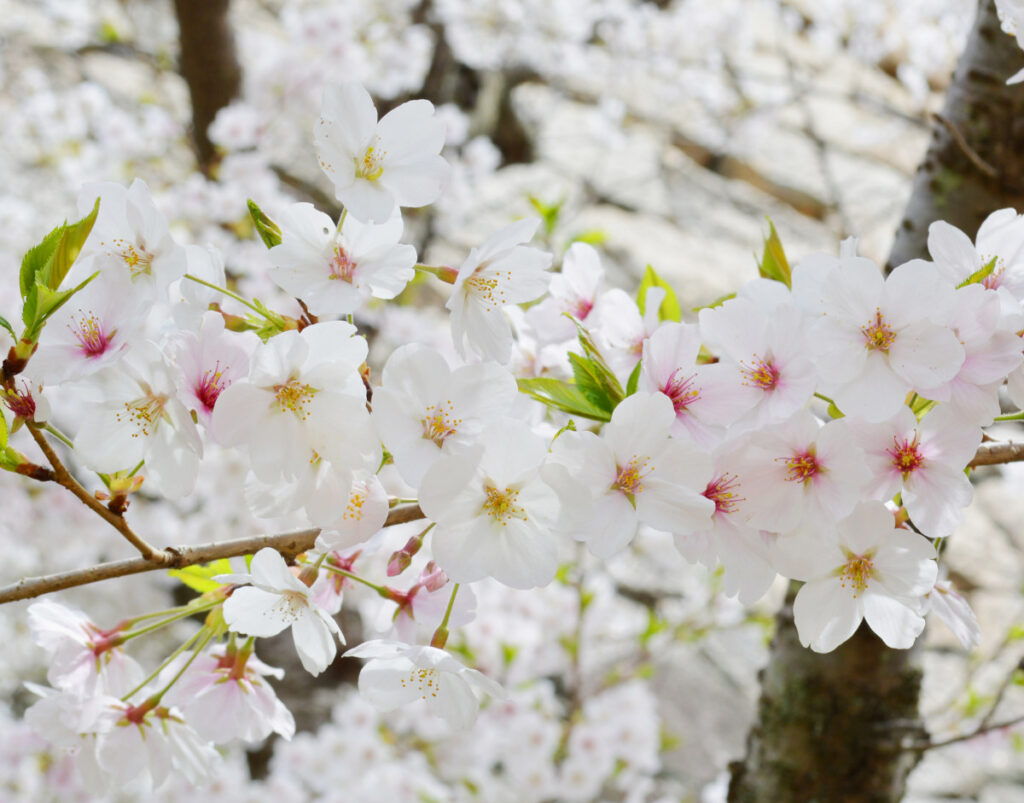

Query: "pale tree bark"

xmin=172 ymin=0 xmax=243 ymax=174
xmin=729 ymin=3 xmax=1024 ymax=801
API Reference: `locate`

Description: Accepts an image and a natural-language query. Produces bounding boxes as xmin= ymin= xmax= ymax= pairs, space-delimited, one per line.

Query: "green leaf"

xmin=566 ymin=316 xmax=625 ymax=402
xmin=692 ymin=292 xmax=736 ymax=313
xmin=0 ymin=406 xmax=7 ymax=449
xmin=44 ymin=199 xmax=99 ymax=291
xmin=23 ymin=271 xmax=99 ymax=336
xmin=625 ymin=359 xmax=642 ymax=396
xmin=517 ymin=377 xmax=612 ymax=421
xmin=20 ymin=225 xmax=64 ymax=300
xmin=527 ymin=194 xmax=564 ymax=235
xmin=636 ymin=265 xmax=682 ymax=322
xmin=0 ymin=314 xmax=14 ymax=340
xmin=757 ymin=219 xmax=791 ymax=287
xmin=0 ymin=448 xmax=21 ymax=472
xmin=568 ymin=229 xmax=606 ymax=246
xmin=248 ymin=199 xmax=283 ymax=249
xmin=168 ymin=558 xmax=234 ymax=594
xmin=568 ymin=352 xmax=617 ymax=414
xmin=957 ymin=255 xmax=998 ymax=289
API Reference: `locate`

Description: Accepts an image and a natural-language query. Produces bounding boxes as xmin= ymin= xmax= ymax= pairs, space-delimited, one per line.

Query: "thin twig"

xmin=0 ymin=505 xmax=424 ymax=604
xmin=933 ymin=112 xmax=999 ymax=179
xmin=26 ymin=424 xmax=169 ymax=563
xmin=912 ymin=713 xmax=1024 ymax=752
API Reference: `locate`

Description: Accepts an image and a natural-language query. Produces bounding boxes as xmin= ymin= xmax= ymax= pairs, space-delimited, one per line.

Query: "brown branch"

xmin=969 ymin=440 xmax=1024 ymax=467
xmin=932 ymin=112 xmax=999 ymax=179
xmin=26 ymin=425 xmax=169 ymax=563
xmin=0 ymin=505 xmax=424 ymax=604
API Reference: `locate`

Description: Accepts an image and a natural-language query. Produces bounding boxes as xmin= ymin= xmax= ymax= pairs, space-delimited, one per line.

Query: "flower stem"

xmin=42 ymin=423 xmax=74 ymax=449
xmin=150 ymin=627 xmax=216 ymax=705
xmin=183 ymin=274 xmax=273 ymax=321
xmin=430 ymin=583 xmax=460 ymax=649
xmin=315 ymin=562 xmax=390 ymax=596
xmin=994 ymin=410 xmax=1024 ymax=422
xmin=121 ymin=625 xmax=209 ymax=701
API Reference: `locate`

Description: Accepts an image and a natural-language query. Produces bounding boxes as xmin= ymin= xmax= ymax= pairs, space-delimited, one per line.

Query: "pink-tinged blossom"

xmin=638 ymin=321 xmax=753 ymax=447
xmin=29 ymin=271 xmax=147 ymax=385
xmin=382 ymin=563 xmax=477 ymax=644
xmin=526 ymin=242 xmax=605 ymax=345
xmin=447 ymin=218 xmax=552 ymax=363
xmin=164 ymin=643 xmax=295 ymax=744
xmin=344 ymin=639 xmax=506 ymax=730
xmin=314 ymin=83 xmax=449 ymax=223
xmin=796 ymin=255 xmax=965 ymax=422
xmin=847 ymin=406 xmax=981 ymax=538
xmin=738 ymin=411 xmax=870 ymax=536
xmin=1 ymin=377 xmax=50 ymax=425
xmin=544 ymin=392 xmax=714 ymax=558
xmin=216 ymin=548 xmax=345 ymax=677
xmin=698 ymin=294 xmax=817 ymax=432
xmin=168 ymin=311 xmax=256 ymax=432
xmin=917 ymin=284 xmax=1024 ymax=424
xmin=268 ymin=203 xmax=416 ymax=316
xmin=776 ymin=501 xmax=938 ymax=652
xmin=372 ymin=343 xmax=518 ymax=486
xmin=73 ymin=179 xmax=187 ymax=300
xmin=672 ymin=439 xmax=777 ymax=605
xmin=313 ymin=471 xmax=390 ymax=550
xmin=73 ymin=343 xmax=203 ymax=500
xmin=27 ymin=600 xmax=142 ymax=697
xmin=419 ymin=419 xmax=562 ymax=589
xmin=212 ymin=321 xmax=368 ymax=483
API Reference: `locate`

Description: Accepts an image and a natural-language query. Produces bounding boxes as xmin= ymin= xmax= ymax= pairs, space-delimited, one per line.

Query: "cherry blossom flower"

xmin=164 ymin=643 xmax=295 ymax=744
xmin=544 ymin=392 xmax=715 ymax=558
xmin=927 ymin=210 xmax=1024 ymax=303
xmin=419 ymin=419 xmax=562 ymax=589
xmin=212 ymin=321 xmax=368 ymax=483
xmin=525 ymin=241 xmax=606 ymax=344
xmin=216 ymin=547 xmax=344 ymax=676
xmin=777 ymin=501 xmax=938 ymax=652
xmin=344 ymin=639 xmax=505 ymax=730
xmin=27 ymin=600 xmax=142 ymax=696
xmin=268 ymin=202 xmax=416 ymax=316
xmin=314 ymin=83 xmax=449 ymax=223
xmin=74 ymin=179 xmax=187 ymax=299
xmin=168 ymin=311 xmax=257 ymax=432
xmin=795 ymin=255 xmax=965 ymax=422
xmin=447 ymin=218 xmax=552 ymax=363
xmin=73 ymin=342 xmax=203 ymax=499
xmin=924 ymin=579 xmax=980 ymax=650
xmin=372 ymin=343 xmax=518 ymax=486
xmin=847 ymin=406 xmax=981 ymax=538
xmin=592 ymin=287 xmax=663 ymax=383
xmin=738 ymin=411 xmax=870 ymax=536
xmin=637 ymin=321 xmax=751 ymax=447
xmin=29 ymin=270 xmax=147 ymax=385
xmin=384 ymin=564 xmax=477 ymax=644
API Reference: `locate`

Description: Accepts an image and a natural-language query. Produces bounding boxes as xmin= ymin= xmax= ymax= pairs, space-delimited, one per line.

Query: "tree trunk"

xmin=173 ymin=0 xmax=243 ymax=174
xmin=889 ymin=0 xmax=1024 ymax=269
xmin=730 ymin=3 xmax=1024 ymax=801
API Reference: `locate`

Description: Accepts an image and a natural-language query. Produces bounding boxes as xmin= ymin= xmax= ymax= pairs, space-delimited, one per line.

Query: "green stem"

xmin=316 ymin=562 xmax=390 ymax=596
xmin=151 ymin=628 xmax=215 ymax=705
xmin=120 ymin=600 xmax=220 ymax=642
xmin=122 ymin=626 xmax=208 ymax=701
xmin=336 ymin=208 xmax=348 ymax=236
xmin=183 ymin=274 xmax=273 ymax=321
xmin=813 ymin=392 xmax=837 ymax=406
xmin=430 ymin=582 xmax=460 ymax=648
xmin=994 ymin=410 xmax=1024 ymax=422
xmin=42 ymin=423 xmax=74 ymax=449
xmin=438 ymin=582 xmax=459 ymax=633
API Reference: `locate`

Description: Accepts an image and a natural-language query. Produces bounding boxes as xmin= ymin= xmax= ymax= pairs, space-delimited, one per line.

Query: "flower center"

xmin=464 ymin=271 xmax=507 ymax=310
xmin=781 ymin=449 xmax=820 ymax=485
xmin=887 ymin=435 xmax=924 ymax=478
xmin=613 ymin=455 xmax=652 ymax=503
xmin=343 ymin=484 xmax=367 ymax=522
xmin=112 ymin=238 xmax=155 ymax=278
xmin=115 ymin=392 xmax=168 ymax=438
xmin=329 ymin=244 xmax=357 ymax=283
xmin=838 ymin=551 xmax=875 ymax=596
xmin=703 ymin=472 xmax=743 ymax=515
xmin=740 ymin=356 xmax=780 ymax=390
xmin=195 ymin=362 xmax=228 ymax=413
xmin=568 ymin=295 xmax=594 ymax=320
xmin=2 ymin=383 xmax=36 ymax=420
xmin=481 ymin=484 xmax=526 ymax=526
xmin=421 ymin=401 xmax=461 ymax=447
xmin=662 ymin=369 xmax=700 ymax=415
xmin=272 ymin=590 xmax=309 ymax=623
xmin=980 ymin=255 xmax=1004 ymax=290
xmin=401 ymin=667 xmax=440 ymax=700
xmin=356 ymin=139 xmax=385 ymax=181
xmin=274 ymin=379 xmax=318 ymax=420
xmin=861 ymin=309 xmax=896 ymax=352
xmin=69 ymin=310 xmax=112 ymax=358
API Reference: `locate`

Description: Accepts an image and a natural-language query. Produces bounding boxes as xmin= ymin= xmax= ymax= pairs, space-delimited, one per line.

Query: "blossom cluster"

xmin=3 ymin=79 xmax=1018 ymax=794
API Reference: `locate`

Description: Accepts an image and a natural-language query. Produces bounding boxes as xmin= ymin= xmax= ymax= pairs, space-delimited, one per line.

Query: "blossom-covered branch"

xmin=0 ymin=505 xmax=424 ymax=604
